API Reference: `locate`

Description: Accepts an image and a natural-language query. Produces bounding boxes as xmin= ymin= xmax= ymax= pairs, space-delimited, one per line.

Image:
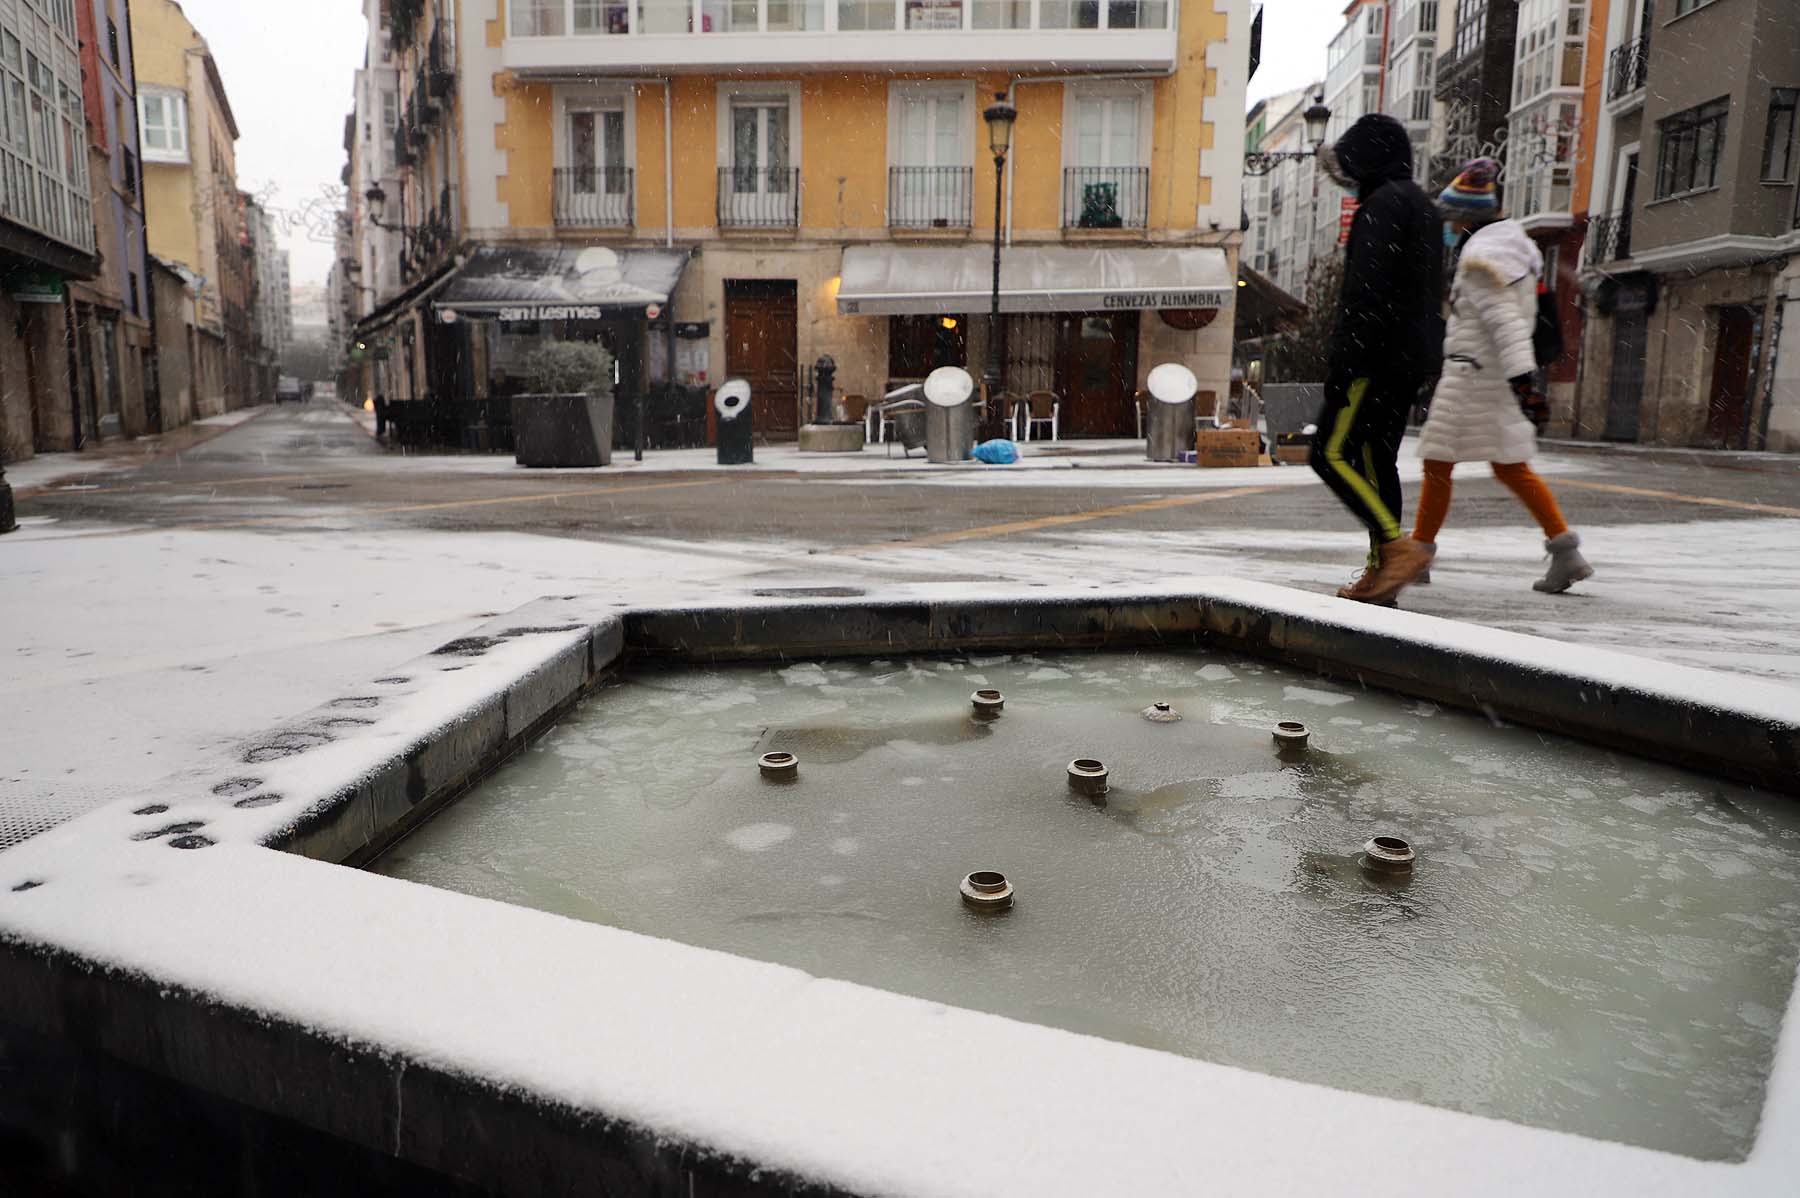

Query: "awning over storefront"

xmin=433 ymin=244 xmax=689 ymax=322
xmin=835 ymin=245 xmax=1233 ymax=317
xmin=1233 ymin=264 xmax=1308 ymax=342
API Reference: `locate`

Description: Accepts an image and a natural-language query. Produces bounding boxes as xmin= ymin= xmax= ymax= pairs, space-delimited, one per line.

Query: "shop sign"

xmin=1100 ymin=290 xmax=1229 ymax=311
xmin=9 ymin=269 xmax=64 ymax=304
xmin=497 ymin=304 xmax=605 ymax=322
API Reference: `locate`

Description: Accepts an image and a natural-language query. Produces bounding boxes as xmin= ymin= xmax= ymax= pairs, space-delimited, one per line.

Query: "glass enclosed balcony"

xmin=504 ymin=0 xmax=1178 ymax=73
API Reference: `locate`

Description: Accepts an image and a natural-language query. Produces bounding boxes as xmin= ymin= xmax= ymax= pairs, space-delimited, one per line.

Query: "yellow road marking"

xmin=1555 ymin=478 xmax=1800 ymax=519
xmin=831 ymin=486 xmax=1281 ymax=554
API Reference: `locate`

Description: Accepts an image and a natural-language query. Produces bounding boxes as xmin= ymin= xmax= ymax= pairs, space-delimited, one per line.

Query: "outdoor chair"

xmin=874 ymin=383 xmax=925 ymax=449
xmin=997 ymin=392 xmax=1027 ymax=440
xmin=1024 ymin=391 xmax=1060 ymax=442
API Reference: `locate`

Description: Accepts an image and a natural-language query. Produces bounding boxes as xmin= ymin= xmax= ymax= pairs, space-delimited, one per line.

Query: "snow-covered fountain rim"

xmin=2 ymin=580 xmax=1798 ymax=1197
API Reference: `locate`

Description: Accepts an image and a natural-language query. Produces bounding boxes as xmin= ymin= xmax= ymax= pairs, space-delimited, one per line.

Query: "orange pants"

xmin=1414 ymin=460 xmax=1570 ymax=545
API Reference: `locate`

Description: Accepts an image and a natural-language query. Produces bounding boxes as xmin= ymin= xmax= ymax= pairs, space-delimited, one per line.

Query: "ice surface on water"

xmin=376 ymin=650 xmax=1800 ymax=1161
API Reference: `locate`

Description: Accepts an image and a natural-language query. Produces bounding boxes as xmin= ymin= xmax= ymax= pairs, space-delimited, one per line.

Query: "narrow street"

xmin=6 ymin=397 xmax=1799 ymax=850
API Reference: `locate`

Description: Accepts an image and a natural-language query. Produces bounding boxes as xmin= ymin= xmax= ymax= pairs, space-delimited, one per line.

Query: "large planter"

xmin=511 ymin=392 xmax=614 ymax=468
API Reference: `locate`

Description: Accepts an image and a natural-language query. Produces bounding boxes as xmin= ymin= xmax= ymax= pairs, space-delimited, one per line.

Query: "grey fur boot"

xmin=1533 ymin=531 xmax=1593 ymax=594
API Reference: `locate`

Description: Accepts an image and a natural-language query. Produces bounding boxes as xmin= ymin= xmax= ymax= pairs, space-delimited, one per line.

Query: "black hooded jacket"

xmin=1325 ymin=114 xmax=1445 ymax=384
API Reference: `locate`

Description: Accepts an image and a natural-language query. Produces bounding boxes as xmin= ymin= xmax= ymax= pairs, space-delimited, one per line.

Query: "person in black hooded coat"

xmin=1308 ymin=113 xmax=1443 ymax=603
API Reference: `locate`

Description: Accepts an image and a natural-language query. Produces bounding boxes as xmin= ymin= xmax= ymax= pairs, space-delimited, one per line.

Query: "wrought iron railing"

xmin=1588 ymin=210 xmax=1633 ymax=263
xmin=1607 ymin=35 xmax=1649 ymax=103
xmin=717 ymin=166 xmax=799 ymax=228
xmin=1063 ymin=166 xmax=1149 ymax=229
xmin=554 ymin=167 xmax=633 ymax=227
xmin=887 ymin=166 xmax=973 ymax=229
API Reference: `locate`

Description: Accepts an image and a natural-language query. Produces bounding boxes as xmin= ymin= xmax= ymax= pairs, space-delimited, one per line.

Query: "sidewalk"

xmin=3 ymin=406 xmax=272 ymax=495
xmin=1540 ymin=437 xmax=1800 ymax=473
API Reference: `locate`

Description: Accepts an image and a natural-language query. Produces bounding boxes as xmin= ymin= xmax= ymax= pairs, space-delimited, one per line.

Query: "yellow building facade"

xmin=413 ymin=0 xmax=1251 ymax=439
xmin=131 ymin=0 xmax=248 ymax=415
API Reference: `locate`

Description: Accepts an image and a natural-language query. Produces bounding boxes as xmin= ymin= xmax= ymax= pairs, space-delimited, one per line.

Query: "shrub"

xmin=523 ymin=342 xmax=615 ymax=397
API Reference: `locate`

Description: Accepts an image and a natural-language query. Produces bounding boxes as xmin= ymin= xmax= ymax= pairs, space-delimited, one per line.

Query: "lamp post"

xmin=1242 ymin=95 xmax=1331 ymax=176
xmin=0 ymin=460 xmax=14 ymax=535
xmin=982 ymin=92 xmax=1017 ymax=436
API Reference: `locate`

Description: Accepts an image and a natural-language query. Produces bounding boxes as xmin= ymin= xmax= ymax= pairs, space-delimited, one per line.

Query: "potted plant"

xmin=512 ymin=342 xmax=616 ymax=467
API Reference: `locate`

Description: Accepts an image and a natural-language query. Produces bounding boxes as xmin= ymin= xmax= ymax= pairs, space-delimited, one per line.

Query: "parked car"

xmin=312 ymin=381 xmax=338 ymax=403
xmin=275 ymin=376 xmax=304 ymax=404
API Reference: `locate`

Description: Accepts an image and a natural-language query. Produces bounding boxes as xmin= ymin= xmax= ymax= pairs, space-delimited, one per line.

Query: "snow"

xmin=2 ymin=452 xmax=134 ymax=493
xmin=339 ymin=434 xmax=1592 ymax=490
xmin=0 ymin=526 xmax=759 ymax=845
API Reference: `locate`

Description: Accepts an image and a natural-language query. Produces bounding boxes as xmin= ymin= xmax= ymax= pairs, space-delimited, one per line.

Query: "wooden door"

xmin=1055 ymin=311 xmax=1139 ymax=437
xmin=725 ymin=280 xmax=798 ymax=438
xmin=1706 ymin=306 xmax=1756 ymax=446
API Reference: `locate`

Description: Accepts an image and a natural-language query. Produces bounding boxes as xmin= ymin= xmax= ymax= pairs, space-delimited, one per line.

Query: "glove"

xmin=1510 ymin=374 xmax=1549 ymax=434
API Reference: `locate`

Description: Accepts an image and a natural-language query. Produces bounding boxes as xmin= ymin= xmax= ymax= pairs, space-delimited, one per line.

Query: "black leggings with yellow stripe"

xmin=1309 ymin=375 xmax=1417 ymax=545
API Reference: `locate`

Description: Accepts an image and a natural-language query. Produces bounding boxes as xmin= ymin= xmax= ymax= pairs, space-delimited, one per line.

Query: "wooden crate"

xmin=1195 ymin=428 xmax=1263 ymax=468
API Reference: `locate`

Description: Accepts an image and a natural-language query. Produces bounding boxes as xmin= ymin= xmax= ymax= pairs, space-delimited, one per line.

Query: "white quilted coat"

xmin=1416 ymin=220 xmax=1543 ymax=464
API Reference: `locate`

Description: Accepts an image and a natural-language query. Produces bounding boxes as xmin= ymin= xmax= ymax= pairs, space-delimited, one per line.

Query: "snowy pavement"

xmin=4 ymin=398 xmax=1799 ymax=845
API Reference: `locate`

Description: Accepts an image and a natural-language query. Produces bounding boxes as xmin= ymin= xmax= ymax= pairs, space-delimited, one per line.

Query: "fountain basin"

xmin=1 ymin=581 xmax=1797 ymax=1197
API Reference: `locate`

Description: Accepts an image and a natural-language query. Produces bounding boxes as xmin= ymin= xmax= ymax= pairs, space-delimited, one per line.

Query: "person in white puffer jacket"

xmin=1379 ymin=157 xmax=1594 ymax=603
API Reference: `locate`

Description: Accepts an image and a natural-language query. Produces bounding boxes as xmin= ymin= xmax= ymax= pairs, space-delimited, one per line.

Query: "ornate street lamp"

xmin=364 ymin=182 xmax=417 ymax=235
xmin=982 ymin=93 xmax=1017 ymax=425
xmin=1244 ymin=95 xmax=1332 ymax=176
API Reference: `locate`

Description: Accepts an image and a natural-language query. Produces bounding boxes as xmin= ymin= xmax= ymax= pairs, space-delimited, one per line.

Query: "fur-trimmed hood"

xmin=1459 ymin=219 xmax=1543 ymax=286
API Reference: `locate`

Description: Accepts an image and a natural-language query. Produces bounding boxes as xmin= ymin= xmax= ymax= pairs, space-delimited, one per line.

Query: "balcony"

xmin=1063 ymin=166 xmax=1148 ymax=230
xmin=718 ymin=166 xmax=799 ymax=229
xmin=1607 ymin=35 xmax=1649 ymax=105
xmin=887 ymin=166 xmax=972 ymax=230
xmin=555 ymin=167 xmax=634 ymax=228
xmin=503 ymin=0 xmax=1176 ymax=75
xmin=1588 ymin=210 xmax=1632 ymax=264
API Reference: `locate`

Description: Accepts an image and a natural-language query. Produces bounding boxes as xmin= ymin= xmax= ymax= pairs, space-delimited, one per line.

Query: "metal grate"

xmin=1062 ymin=166 xmax=1149 ymax=229
xmin=554 ymin=166 xmax=633 ymax=228
xmin=717 ymin=167 xmax=800 ymax=228
xmin=887 ymin=166 xmax=973 ymax=229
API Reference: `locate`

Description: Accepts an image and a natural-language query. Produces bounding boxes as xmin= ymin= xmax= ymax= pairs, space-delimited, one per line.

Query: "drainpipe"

xmin=125 ymin=10 xmax=159 ymax=432
xmin=643 ymin=78 xmax=674 ymax=249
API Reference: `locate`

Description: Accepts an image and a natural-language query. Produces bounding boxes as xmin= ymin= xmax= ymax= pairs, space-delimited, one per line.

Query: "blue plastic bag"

xmin=972 ymin=439 xmax=1019 ymax=465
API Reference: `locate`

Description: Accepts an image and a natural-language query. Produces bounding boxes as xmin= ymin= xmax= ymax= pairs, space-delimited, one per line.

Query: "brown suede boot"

xmin=1355 ymin=537 xmax=1435 ymax=606
xmin=1336 ymin=565 xmax=1393 ymax=605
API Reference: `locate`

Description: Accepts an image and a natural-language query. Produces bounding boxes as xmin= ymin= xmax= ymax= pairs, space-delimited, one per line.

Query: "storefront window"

xmin=889 ymin=314 xmax=966 ymax=378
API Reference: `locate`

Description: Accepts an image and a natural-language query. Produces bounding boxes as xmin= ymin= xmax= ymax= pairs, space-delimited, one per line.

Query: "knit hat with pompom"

xmin=1439 ymin=157 xmax=1501 ymax=220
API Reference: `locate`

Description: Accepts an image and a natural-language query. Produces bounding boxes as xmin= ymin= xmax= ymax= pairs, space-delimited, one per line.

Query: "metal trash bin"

xmin=1144 ymin=362 xmax=1200 ymax=462
xmin=715 ymin=379 xmax=754 ymax=465
xmin=923 ymin=366 xmax=976 ymax=464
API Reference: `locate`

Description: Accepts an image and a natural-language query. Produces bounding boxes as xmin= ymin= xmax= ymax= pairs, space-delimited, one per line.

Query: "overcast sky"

xmin=1248 ymin=0 xmax=1342 ymax=108
xmin=173 ymin=1 xmax=367 ymax=290
xmin=171 ymin=1 xmax=1337 ymax=291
